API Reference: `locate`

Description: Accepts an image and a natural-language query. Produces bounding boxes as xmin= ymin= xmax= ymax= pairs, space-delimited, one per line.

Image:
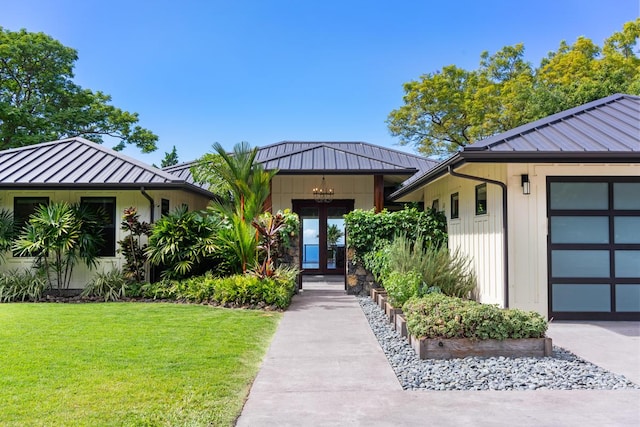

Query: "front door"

xmin=293 ymin=200 xmax=353 ymax=275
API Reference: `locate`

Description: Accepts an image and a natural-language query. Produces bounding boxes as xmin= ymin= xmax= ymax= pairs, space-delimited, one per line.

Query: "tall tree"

xmin=0 ymin=27 xmax=157 ymax=152
xmin=387 ymin=20 xmax=640 ymax=157
xmin=160 ymin=146 xmax=179 ymax=167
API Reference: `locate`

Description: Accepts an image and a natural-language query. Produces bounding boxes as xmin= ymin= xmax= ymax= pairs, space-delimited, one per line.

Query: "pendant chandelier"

xmin=313 ymin=176 xmax=334 ymax=203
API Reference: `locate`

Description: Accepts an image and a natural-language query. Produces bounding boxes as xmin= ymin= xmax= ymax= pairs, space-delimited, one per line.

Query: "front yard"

xmin=0 ymin=303 xmax=280 ymax=426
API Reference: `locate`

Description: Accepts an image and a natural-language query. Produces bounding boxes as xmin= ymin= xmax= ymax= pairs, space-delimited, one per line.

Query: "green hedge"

xmin=344 ymin=207 xmax=447 ymax=259
xmin=403 ymin=294 xmax=547 ymax=340
xmin=141 ymin=269 xmax=297 ymax=309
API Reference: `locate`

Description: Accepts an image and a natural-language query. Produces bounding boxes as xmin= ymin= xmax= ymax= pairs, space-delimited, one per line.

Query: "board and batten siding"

xmin=0 ymin=188 xmax=212 ymax=289
xmin=419 ymin=163 xmax=507 ymax=307
xmin=411 ymin=162 xmax=640 ymax=319
xmin=271 ymin=175 xmax=374 ymax=212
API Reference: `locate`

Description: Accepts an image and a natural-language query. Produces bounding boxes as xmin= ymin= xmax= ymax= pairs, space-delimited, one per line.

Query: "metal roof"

xmin=256 ymin=141 xmax=437 ymax=175
xmin=0 ymin=137 xmax=214 ymax=196
xmin=391 ymin=94 xmax=640 ymax=200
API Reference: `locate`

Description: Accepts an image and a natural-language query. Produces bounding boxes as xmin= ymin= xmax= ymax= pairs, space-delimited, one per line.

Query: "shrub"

xmin=419 ymin=246 xmax=477 ymax=299
xmin=141 ymin=266 xmax=298 ymax=309
xmin=0 ymin=269 xmax=47 ymax=302
xmin=403 ymin=294 xmax=548 ymax=340
xmin=146 ymin=206 xmax=219 ymax=279
xmin=384 ymin=270 xmax=422 ymax=307
xmin=344 ymin=207 xmax=447 ymax=261
xmin=373 ymin=233 xmax=477 ymax=299
xmin=81 ymin=269 xmax=129 ymax=301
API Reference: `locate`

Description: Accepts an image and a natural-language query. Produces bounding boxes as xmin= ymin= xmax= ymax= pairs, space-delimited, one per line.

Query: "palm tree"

xmin=13 ymin=202 xmax=104 ymax=292
xmin=208 ymin=142 xmax=278 ymax=273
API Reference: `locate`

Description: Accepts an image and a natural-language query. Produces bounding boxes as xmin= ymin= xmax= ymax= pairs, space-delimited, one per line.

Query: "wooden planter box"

xmin=385 ymin=301 xmax=402 ymax=324
xmin=394 ymin=313 xmax=407 ymax=338
xmin=410 ymin=336 xmax=553 ymax=359
xmin=378 ymin=294 xmax=388 ymax=310
xmin=370 ymin=288 xmax=386 ymax=302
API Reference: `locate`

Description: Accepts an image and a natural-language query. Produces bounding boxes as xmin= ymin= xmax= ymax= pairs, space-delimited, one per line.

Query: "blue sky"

xmin=3 ymin=0 xmax=638 ymax=165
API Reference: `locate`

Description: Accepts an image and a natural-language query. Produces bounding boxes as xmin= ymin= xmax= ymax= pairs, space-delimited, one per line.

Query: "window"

xmin=14 ymin=197 xmax=49 ymax=229
xmin=431 ymin=199 xmax=439 ymax=211
xmin=161 ymin=199 xmax=170 ymax=216
xmin=13 ymin=197 xmax=49 ymax=257
xmin=81 ymin=197 xmax=116 ymax=257
xmin=475 ymin=184 xmax=487 ymax=215
xmin=450 ymin=193 xmax=459 ymax=219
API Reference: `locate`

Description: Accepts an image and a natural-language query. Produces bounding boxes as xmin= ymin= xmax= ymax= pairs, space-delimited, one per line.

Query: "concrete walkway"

xmin=237 ymin=278 xmax=640 ymax=426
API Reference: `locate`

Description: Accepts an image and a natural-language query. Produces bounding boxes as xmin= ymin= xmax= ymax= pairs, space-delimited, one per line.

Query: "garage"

xmin=548 ymin=178 xmax=640 ymax=320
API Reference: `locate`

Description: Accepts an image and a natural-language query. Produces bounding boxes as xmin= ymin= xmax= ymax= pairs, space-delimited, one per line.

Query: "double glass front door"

xmin=293 ymin=200 xmax=353 ymax=274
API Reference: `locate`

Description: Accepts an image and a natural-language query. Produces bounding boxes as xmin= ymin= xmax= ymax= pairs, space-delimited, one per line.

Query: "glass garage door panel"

xmin=550 ymin=217 xmax=609 ymax=244
xmin=615 ymin=251 xmax=640 ymax=278
xmin=614 ymin=217 xmax=640 ymax=244
xmin=552 ymin=284 xmax=611 ymax=312
xmin=549 ymin=182 xmax=608 ymax=210
xmin=616 ymin=285 xmax=640 ymax=312
xmin=551 ymin=250 xmax=610 ymax=278
xmin=614 ymin=183 xmax=640 ymax=210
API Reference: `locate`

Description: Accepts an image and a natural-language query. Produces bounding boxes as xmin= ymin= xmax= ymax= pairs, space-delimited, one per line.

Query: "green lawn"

xmin=0 ymin=303 xmax=280 ymax=426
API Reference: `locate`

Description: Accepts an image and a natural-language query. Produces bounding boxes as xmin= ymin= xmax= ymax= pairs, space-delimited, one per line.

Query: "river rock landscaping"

xmin=359 ymin=296 xmax=638 ymax=391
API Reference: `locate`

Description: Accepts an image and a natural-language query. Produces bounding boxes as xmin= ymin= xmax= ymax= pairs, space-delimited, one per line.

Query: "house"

xmin=254 ymin=141 xmax=437 ymax=274
xmin=390 ymin=94 xmax=640 ymax=321
xmin=0 ymin=137 xmax=215 ymax=288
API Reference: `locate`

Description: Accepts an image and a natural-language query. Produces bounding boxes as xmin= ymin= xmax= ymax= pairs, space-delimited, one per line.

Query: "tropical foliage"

xmin=0 ymin=208 xmax=15 ymax=259
xmin=13 ymin=202 xmax=105 ymax=291
xmin=146 ymin=206 xmax=219 ymax=279
xmin=141 ymin=266 xmax=298 ymax=309
xmin=0 ymin=269 xmax=47 ymax=302
xmin=81 ymin=269 xmax=129 ymax=301
xmin=118 ymin=207 xmax=152 ymax=282
xmin=387 ymin=20 xmax=640 ymax=157
xmin=203 ymin=142 xmax=279 ymax=273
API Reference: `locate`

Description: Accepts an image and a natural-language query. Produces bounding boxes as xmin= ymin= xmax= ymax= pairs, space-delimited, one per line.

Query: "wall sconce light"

xmin=313 ymin=176 xmax=334 ymax=203
xmin=521 ymin=174 xmax=530 ymax=195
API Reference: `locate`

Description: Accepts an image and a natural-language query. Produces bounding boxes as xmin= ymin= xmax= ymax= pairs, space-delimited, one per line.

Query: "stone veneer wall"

xmin=279 ymin=234 xmax=301 ymax=290
xmin=345 ymin=247 xmax=379 ymax=295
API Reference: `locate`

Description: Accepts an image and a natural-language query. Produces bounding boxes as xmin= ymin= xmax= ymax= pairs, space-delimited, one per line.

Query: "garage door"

xmin=548 ymin=178 xmax=640 ymax=320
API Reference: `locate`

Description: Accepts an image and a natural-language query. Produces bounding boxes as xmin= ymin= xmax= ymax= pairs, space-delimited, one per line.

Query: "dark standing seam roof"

xmin=255 ymin=141 xmax=437 ymax=174
xmin=0 ymin=137 xmax=214 ymax=196
xmin=465 ymin=94 xmax=640 ymax=153
xmin=390 ymin=94 xmax=640 ymax=200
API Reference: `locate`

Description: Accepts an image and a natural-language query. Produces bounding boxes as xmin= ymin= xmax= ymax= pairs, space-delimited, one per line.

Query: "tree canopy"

xmin=160 ymin=146 xmax=179 ymax=167
xmin=0 ymin=27 xmax=158 ymax=152
xmin=387 ymin=19 xmax=640 ymax=158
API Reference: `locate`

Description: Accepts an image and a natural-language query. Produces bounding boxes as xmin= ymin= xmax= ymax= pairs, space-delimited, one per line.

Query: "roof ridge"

xmin=259 ymin=143 xmax=418 ymax=170
xmin=259 ymin=141 xmax=436 ymax=167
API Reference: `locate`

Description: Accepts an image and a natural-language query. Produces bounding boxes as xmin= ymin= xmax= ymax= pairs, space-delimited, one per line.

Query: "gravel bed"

xmin=358 ymin=296 xmax=638 ymax=391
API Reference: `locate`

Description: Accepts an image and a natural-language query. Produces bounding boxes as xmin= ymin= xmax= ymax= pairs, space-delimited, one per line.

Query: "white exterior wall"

xmin=0 ymin=188 xmax=212 ymax=289
xmin=507 ymin=162 xmax=640 ymax=318
xmin=419 ymin=163 xmax=507 ymax=306
xmin=271 ymin=175 xmax=374 ymax=212
xmin=412 ymin=161 xmax=639 ymax=318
